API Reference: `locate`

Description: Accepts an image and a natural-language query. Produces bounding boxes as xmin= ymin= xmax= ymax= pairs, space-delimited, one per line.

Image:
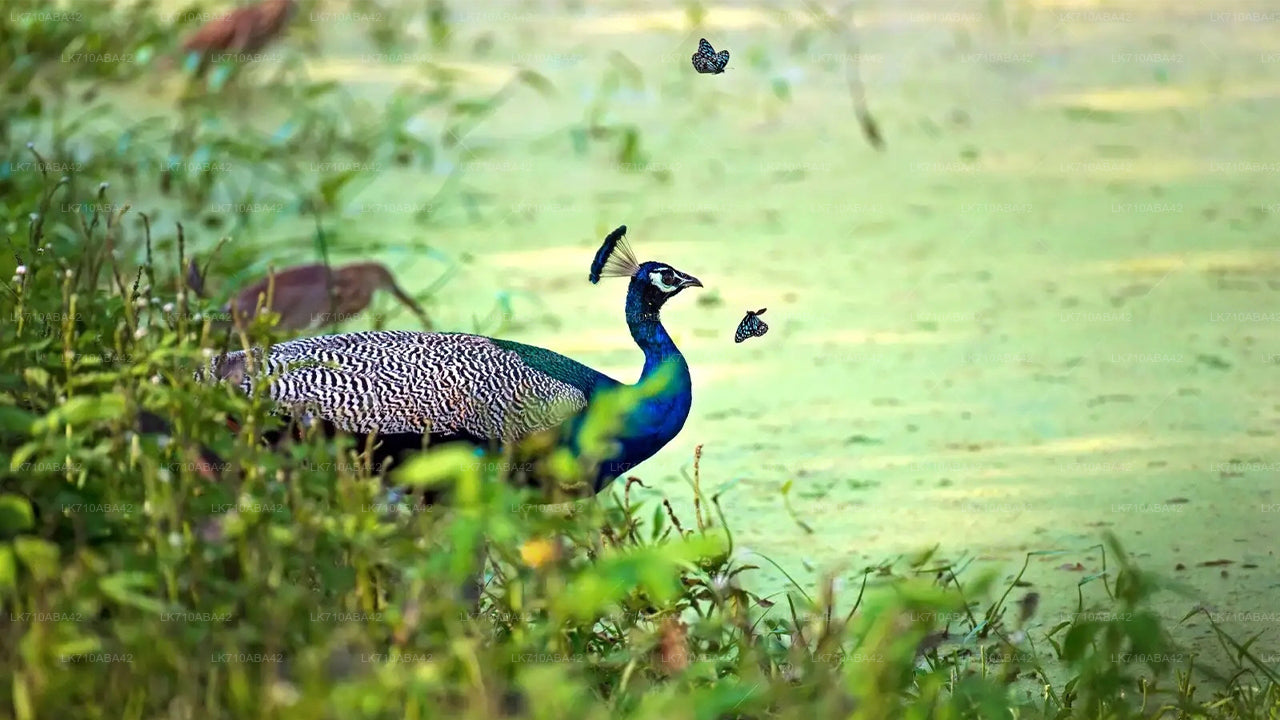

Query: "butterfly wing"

xmin=714 ymin=49 xmax=730 ymax=73
xmin=734 ymin=309 xmax=769 ymax=343
xmin=692 ymin=38 xmax=720 ymax=74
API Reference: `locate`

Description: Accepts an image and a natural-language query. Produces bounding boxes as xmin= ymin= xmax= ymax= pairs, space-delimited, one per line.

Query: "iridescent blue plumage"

xmin=570 ymin=259 xmax=699 ymax=488
xmin=204 ymin=224 xmax=700 ymax=496
xmin=566 ymin=227 xmax=701 ymax=489
xmin=588 ymin=224 xmax=638 ymax=285
xmin=481 ymin=230 xmax=699 ymax=490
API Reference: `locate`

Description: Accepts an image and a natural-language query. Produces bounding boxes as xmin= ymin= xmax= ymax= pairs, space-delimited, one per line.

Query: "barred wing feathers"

xmin=208 ymin=331 xmax=619 ymax=441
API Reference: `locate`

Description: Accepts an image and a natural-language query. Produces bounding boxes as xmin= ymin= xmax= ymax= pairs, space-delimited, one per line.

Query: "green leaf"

xmin=542 ymin=448 xmax=579 ymax=486
xmin=8 ymin=443 xmax=40 ymax=474
xmin=14 ymin=671 xmax=32 ymax=720
xmin=554 ymin=534 xmax=724 ymax=621
xmin=693 ymin=680 xmax=764 ymax=718
xmin=1124 ymin=610 xmax=1165 ymax=656
xmin=515 ymin=69 xmax=557 ymax=97
xmin=395 ymin=445 xmax=478 ymax=489
xmin=575 ymin=361 xmax=676 ymax=460
xmin=52 ymin=636 xmax=102 ymax=658
xmin=99 ymin=571 xmax=167 ymax=614
xmin=303 ymin=81 xmax=341 ymax=100
xmin=13 ymin=537 xmax=60 ymax=582
xmin=0 ymin=546 xmax=16 ymax=592
xmin=31 ymin=395 xmax=126 ymax=433
xmin=0 ymin=495 xmax=35 ymax=535
xmin=1061 ymin=620 xmax=1099 ymax=663
xmin=318 ymin=169 xmax=363 ymax=209
xmin=451 ymin=99 xmax=493 ymax=117
xmin=0 ymin=406 xmax=35 ymax=433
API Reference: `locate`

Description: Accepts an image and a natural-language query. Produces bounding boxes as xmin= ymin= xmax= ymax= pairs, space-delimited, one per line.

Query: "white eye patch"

xmin=648 ymin=270 xmax=679 ymax=293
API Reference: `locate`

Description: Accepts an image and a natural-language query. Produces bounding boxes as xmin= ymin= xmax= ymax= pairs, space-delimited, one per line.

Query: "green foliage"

xmin=4 ymin=196 xmax=1279 ymax=717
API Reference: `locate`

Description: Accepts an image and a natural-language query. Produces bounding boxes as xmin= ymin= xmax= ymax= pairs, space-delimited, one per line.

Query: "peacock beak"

xmin=681 ymin=274 xmax=703 ymax=289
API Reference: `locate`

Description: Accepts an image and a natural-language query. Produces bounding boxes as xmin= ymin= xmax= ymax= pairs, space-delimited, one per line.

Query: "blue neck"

xmin=584 ymin=283 xmax=693 ymax=490
xmin=626 ymin=285 xmax=684 ymax=378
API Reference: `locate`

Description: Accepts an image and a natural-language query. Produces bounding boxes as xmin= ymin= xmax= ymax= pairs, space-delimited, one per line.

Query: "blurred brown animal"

xmin=180 ymin=0 xmax=299 ymax=77
xmin=654 ymin=617 xmax=690 ymax=675
xmin=213 ymin=261 xmax=432 ymax=332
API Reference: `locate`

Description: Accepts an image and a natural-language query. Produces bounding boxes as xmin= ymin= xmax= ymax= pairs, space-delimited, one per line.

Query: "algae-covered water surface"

xmin=77 ymin=0 xmax=1280 ymax=680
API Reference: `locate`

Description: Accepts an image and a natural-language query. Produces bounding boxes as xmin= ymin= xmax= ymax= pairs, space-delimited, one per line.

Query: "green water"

xmin=102 ymin=0 xmax=1280 ymax=675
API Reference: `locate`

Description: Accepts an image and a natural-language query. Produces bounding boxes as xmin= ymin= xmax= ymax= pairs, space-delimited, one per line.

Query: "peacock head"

xmin=632 ymin=261 xmax=702 ymax=309
xmin=589 ymin=224 xmax=702 ymax=312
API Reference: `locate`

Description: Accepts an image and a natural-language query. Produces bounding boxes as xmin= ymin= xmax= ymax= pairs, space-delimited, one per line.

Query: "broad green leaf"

xmin=8 ymin=443 xmax=41 ymax=473
xmin=575 ymin=361 xmax=676 ymax=458
xmin=31 ymin=395 xmax=126 ymax=433
xmin=694 ymin=680 xmax=764 ymax=718
xmin=0 ymin=406 xmax=35 ymax=433
xmin=1061 ymin=620 xmax=1100 ymax=663
xmin=0 ymin=494 xmax=35 ymax=535
xmin=13 ymin=537 xmax=59 ymax=582
xmin=396 ymin=445 xmax=478 ymax=489
xmin=99 ymin=571 xmax=167 ymax=614
xmin=52 ymin=636 xmax=102 ymax=658
xmin=555 ymin=534 xmax=724 ymax=620
xmin=1124 ymin=610 xmax=1166 ymax=656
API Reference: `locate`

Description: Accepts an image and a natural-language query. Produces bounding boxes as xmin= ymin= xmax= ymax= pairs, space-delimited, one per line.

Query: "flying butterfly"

xmin=734 ymin=308 xmax=768 ymax=343
xmin=691 ymin=38 xmax=730 ymax=74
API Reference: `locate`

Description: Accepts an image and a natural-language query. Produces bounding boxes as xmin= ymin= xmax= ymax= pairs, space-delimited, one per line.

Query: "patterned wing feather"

xmin=209 ymin=331 xmax=610 ymax=441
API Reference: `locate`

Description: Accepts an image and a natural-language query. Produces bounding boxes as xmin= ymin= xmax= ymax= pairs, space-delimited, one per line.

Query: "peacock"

xmin=202 ymin=225 xmax=702 ymax=494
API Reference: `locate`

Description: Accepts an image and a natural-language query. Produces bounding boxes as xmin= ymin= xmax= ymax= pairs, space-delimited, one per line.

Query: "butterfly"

xmin=691 ymin=38 xmax=730 ymax=74
xmin=734 ymin=308 xmax=768 ymax=343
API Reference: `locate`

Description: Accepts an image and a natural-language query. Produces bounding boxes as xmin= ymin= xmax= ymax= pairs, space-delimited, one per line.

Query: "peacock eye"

xmin=660 ymin=269 xmax=675 ymax=285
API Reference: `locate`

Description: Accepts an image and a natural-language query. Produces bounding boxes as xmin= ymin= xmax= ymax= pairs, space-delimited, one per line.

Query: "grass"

xmin=2 ymin=1 xmax=1279 ymax=718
